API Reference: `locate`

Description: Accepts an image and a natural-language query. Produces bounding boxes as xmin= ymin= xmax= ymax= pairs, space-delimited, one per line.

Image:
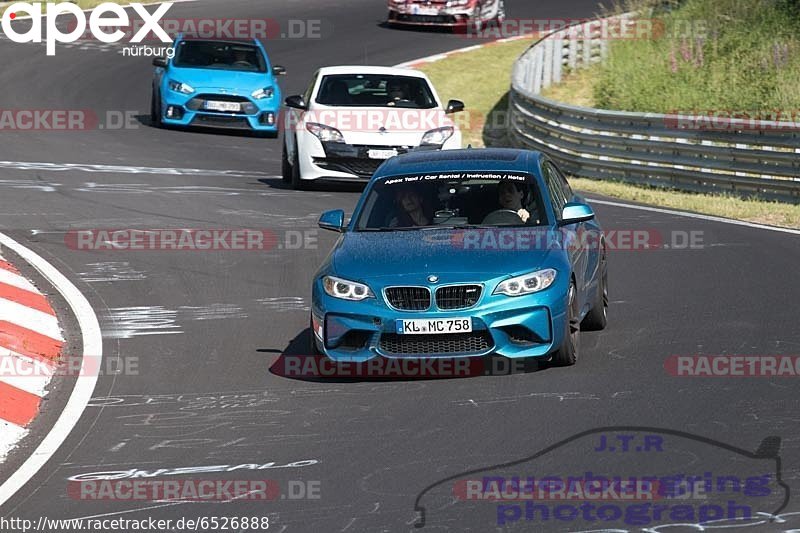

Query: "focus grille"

xmin=384 ymin=287 xmax=431 ymax=311
xmin=435 ymin=285 xmax=482 ymax=310
xmin=379 ymin=332 xmax=493 ymax=356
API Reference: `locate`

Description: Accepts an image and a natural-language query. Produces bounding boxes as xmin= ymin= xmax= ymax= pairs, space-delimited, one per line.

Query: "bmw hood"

xmin=168 ymin=67 xmax=273 ymax=93
xmin=331 ymin=229 xmax=566 ymax=281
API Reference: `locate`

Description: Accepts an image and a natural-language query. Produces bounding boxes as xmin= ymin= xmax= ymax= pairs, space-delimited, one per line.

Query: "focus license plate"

xmin=397 ymin=318 xmax=472 ymax=335
xmin=205 ymin=101 xmax=241 ymax=112
xmin=368 ymin=149 xmax=398 ymax=159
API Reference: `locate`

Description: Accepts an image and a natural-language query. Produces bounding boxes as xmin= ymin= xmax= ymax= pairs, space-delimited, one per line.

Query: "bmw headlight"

xmin=323 ymin=275 xmax=373 ymax=301
xmin=493 ymin=269 xmax=557 ymax=297
xmin=251 ymin=86 xmax=275 ymax=100
xmin=168 ymin=80 xmax=195 ymax=95
xmin=421 ymin=126 xmax=454 ymax=146
xmin=307 ymin=122 xmax=345 ymax=143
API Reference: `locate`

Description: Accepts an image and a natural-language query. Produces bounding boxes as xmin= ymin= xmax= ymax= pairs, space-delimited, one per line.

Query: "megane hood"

xmin=331 ymin=229 xmax=564 ymax=282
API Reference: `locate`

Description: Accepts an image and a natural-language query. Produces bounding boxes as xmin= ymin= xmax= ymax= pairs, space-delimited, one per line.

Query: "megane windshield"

xmin=355 ymin=172 xmax=547 ymax=231
xmin=316 ymin=74 xmax=437 ymax=108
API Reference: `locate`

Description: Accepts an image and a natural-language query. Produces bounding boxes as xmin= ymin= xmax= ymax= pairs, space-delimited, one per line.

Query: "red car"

xmin=387 ymin=0 xmax=506 ymax=29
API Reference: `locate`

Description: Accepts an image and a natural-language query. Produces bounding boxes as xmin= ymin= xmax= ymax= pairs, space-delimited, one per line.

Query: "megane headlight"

xmin=493 ymin=269 xmax=557 ymax=297
xmin=252 ymin=86 xmax=275 ymax=99
xmin=421 ymin=126 xmax=454 ymax=146
xmin=323 ymin=275 xmax=374 ymax=301
xmin=307 ymin=122 xmax=346 ymax=143
xmin=168 ymin=80 xmax=195 ymax=94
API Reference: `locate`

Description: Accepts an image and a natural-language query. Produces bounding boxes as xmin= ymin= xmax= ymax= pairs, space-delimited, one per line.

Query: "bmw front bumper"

xmin=311 ymin=275 xmax=570 ymax=362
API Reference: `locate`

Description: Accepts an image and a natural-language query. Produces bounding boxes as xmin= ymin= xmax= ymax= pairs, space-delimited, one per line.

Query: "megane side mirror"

xmin=285 ymin=95 xmax=308 ymax=110
xmin=445 ymin=99 xmax=465 ymax=114
xmin=152 ymin=57 xmax=168 ymax=68
xmin=319 ymin=210 xmax=345 ymax=232
xmin=272 ymin=65 xmax=286 ymax=76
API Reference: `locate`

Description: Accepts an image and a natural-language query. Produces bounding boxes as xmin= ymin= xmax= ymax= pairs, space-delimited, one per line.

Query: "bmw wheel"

xmin=581 ymin=255 xmax=608 ymax=331
xmin=551 ymin=281 xmax=579 ymax=366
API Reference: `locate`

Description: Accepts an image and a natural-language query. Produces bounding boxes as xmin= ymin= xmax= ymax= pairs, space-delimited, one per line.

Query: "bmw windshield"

xmin=354 ymin=171 xmax=548 ymax=231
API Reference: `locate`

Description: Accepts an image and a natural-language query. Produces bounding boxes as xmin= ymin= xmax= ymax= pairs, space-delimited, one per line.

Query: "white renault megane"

xmin=282 ymin=66 xmax=465 ymax=189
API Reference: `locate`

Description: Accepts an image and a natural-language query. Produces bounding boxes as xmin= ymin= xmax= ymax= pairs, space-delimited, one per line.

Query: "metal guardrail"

xmin=508 ymin=14 xmax=800 ymax=203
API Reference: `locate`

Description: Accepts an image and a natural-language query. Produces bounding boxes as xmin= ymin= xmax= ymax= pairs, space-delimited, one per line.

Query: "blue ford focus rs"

xmin=312 ymin=148 xmax=608 ymax=366
xmin=151 ymin=36 xmax=285 ymax=134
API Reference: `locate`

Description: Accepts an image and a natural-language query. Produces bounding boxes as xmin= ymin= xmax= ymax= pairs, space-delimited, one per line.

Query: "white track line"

xmin=0 ymin=233 xmax=102 ymax=510
xmin=588 ymin=199 xmax=800 ymax=236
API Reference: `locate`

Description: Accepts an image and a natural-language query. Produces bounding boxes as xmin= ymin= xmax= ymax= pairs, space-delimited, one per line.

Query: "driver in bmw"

xmin=497 ymin=181 xmax=536 ymax=224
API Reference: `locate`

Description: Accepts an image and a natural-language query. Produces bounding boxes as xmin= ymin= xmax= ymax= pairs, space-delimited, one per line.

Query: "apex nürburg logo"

xmin=1 ymin=2 xmax=174 ymax=55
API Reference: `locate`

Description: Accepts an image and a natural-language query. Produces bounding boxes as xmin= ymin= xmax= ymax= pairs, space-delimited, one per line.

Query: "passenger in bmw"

xmin=389 ymin=188 xmax=433 ymax=227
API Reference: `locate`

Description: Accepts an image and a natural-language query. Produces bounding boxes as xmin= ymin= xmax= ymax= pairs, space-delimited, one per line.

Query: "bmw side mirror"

xmin=272 ymin=65 xmax=286 ymax=76
xmin=285 ymin=94 xmax=308 ymax=110
xmin=445 ymin=99 xmax=465 ymax=114
xmin=152 ymin=57 xmax=168 ymax=68
xmin=319 ymin=209 xmax=346 ymax=232
xmin=560 ymin=202 xmax=595 ymax=225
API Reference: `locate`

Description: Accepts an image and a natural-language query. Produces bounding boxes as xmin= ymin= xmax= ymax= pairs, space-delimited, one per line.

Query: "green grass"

xmin=418 ymin=40 xmax=531 ymax=148
xmin=417 ymin=39 xmax=800 ymax=229
xmin=571 ymin=177 xmax=800 ymax=228
xmin=594 ymin=0 xmax=800 ymax=113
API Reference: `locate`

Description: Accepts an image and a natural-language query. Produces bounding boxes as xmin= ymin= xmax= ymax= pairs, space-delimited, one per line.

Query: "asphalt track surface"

xmin=0 ymin=0 xmax=799 ymax=531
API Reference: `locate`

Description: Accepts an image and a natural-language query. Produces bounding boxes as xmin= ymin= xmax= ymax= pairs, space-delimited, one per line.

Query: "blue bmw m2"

xmin=151 ymin=37 xmax=285 ymax=134
xmin=312 ymin=148 xmax=608 ymax=367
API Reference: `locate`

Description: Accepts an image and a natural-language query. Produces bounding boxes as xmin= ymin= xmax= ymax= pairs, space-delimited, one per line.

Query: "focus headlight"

xmin=252 ymin=86 xmax=275 ymax=100
xmin=307 ymin=122 xmax=345 ymax=143
xmin=493 ymin=269 xmax=557 ymax=297
xmin=323 ymin=275 xmax=373 ymax=301
xmin=421 ymin=126 xmax=454 ymax=146
xmin=168 ymin=80 xmax=195 ymax=95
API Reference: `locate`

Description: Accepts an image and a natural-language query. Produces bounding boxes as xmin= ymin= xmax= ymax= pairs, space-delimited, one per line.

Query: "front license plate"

xmin=205 ymin=101 xmax=241 ymax=112
xmin=368 ymin=149 xmax=398 ymax=160
xmin=413 ymin=6 xmax=439 ymax=16
xmin=397 ymin=318 xmax=472 ymax=335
